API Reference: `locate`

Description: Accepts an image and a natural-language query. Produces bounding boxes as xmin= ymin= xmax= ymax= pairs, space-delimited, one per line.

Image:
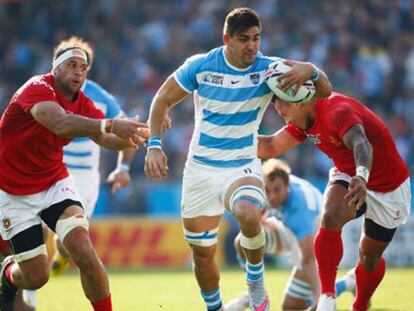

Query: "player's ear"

xmin=223 ymin=33 xmax=230 ymax=45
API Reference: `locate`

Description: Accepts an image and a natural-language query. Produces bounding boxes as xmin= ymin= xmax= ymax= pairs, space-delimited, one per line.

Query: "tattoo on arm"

xmin=343 ymin=124 xmax=373 ymax=170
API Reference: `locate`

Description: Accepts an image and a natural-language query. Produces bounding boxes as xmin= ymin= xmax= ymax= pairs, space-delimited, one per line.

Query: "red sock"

xmin=91 ymin=294 xmax=112 ymax=311
xmin=314 ymin=227 xmax=343 ymax=295
xmin=352 ymin=257 xmax=386 ymax=311
xmin=4 ymin=263 xmax=15 ymax=285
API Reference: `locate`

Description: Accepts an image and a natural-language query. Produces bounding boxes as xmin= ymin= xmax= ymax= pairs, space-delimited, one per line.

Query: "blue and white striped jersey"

xmin=63 ymin=80 xmax=123 ymax=172
xmin=276 ymin=175 xmax=322 ymax=241
xmin=174 ymin=46 xmax=280 ymax=168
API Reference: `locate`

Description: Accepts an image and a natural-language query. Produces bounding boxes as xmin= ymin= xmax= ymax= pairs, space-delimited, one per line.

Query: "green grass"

xmin=37 ymin=268 xmax=414 ymax=310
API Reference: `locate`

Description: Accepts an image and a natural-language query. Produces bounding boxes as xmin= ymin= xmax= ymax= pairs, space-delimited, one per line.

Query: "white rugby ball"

xmin=265 ymin=61 xmax=316 ymax=104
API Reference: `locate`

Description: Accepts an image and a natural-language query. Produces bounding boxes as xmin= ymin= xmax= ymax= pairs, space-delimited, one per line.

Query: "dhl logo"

xmin=88 ymin=219 xmax=229 ymax=268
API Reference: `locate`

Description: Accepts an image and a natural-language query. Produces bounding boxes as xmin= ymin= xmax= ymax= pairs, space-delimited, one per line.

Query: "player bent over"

xmin=258 ymin=92 xmax=411 ymax=311
xmin=0 ymin=40 xmax=148 ymax=311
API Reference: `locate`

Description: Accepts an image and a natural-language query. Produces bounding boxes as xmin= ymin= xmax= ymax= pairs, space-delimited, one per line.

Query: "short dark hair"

xmin=53 ymin=36 xmax=94 ymax=68
xmin=223 ymin=7 xmax=261 ymax=37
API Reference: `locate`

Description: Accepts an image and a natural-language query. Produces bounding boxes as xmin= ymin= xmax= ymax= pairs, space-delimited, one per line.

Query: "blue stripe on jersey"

xmin=202 ymin=108 xmax=260 ymax=126
xmin=198 ymin=83 xmax=269 ymax=102
xmin=199 ymin=133 xmax=253 ymax=150
xmin=71 ymin=137 xmax=91 ymax=143
xmin=65 ymin=164 xmax=93 ymax=170
xmin=63 ymin=150 xmax=92 ymax=157
xmin=192 ymin=155 xmax=253 ymax=167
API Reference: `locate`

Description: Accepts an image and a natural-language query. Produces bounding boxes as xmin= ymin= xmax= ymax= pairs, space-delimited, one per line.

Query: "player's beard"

xmin=55 ymin=77 xmax=80 ymax=100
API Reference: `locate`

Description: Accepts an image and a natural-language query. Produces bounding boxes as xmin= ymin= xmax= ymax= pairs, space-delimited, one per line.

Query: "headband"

xmin=52 ymin=48 xmax=88 ymax=71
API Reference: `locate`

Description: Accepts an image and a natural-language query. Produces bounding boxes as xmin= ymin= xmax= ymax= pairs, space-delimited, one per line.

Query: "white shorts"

xmin=0 ymin=176 xmax=81 ymax=240
xmin=329 ymin=168 xmax=411 ymax=229
xmin=69 ymin=170 xmax=100 ymax=218
xmin=181 ymin=158 xmax=263 ymax=218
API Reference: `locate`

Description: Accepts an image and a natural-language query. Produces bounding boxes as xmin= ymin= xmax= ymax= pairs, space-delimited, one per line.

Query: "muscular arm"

xmin=299 ymin=235 xmax=320 ymax=308
xmin=342 ymin=124 xmax=372 ymax=209
xmin=148 ymin=75 xmax=189 ymax=136
xmin=31 ymin=101 xmax=102 ymax=137
xmin=31 ymin=101 xmax=147 ymax=150
xmin=91 ymin=134 xmax=138 ymax=150
xmin=342 ymin=124 xmax=373 ymax=170
xmin=257 ymin=128 xmax=300 ymax=159
xmin=313 ymin=66 xmax=332 ymax=99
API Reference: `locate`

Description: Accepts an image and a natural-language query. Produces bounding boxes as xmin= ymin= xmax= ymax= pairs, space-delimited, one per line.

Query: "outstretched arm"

xmin=342 ymin=124 xmax=373 ymax=209
xmin=258 ymin=128 xmax=301 ymax=159
xmin=30 ymin=101 xmax=148 ymax=149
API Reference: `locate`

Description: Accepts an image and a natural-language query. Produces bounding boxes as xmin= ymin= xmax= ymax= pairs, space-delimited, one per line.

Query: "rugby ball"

xmin=265 ymin=61 xmax=316 ymax=104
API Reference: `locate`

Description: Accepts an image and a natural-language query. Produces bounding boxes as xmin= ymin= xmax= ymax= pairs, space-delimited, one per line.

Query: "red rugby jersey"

xmin=285 ymin=92 xmax=409 ymax=192
xmin=0 ymin=74 xmax=104 ymax=195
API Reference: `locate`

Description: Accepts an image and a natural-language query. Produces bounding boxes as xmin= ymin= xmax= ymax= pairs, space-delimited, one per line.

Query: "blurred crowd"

xmin=1 ymin=0 xmax=413 ymax=213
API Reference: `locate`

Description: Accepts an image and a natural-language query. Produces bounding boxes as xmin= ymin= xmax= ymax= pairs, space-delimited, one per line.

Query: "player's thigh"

xmin=323 ymin=183 xmax=356 ymax=227
xmin=181 ymin=161 xmax=226 ymax=219
xmin=222 ymin=159 xmax=265 ymax=212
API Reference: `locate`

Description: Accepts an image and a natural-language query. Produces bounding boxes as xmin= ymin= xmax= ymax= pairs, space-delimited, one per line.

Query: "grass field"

xmin=36 ymin=268 xmax=414 ymax=310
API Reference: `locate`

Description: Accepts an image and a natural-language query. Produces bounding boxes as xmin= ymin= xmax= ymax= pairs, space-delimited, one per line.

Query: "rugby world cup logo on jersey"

xmin=306 ymin=133 xmax=321 ymax=145
xmin=249 ymin=73 xmax=260 ymax=85
xmin=203 ymin=73 xmax=224 ymax=85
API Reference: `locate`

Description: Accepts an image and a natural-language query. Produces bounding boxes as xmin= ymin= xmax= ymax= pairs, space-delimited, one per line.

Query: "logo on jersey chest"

xmin=306 ymin=133 xmax=321 ymax=145
xmin=249 ymin=73 xmax=260 ymax=85
xmin=204 ymin=74 xmax=224 ymax=85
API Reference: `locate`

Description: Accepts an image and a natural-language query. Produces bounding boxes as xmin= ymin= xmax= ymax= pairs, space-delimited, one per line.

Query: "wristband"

xmin=310 ymin=70 xmax=320 ymax=81
xmin=100 ymin=119 xmax=115 ymax=134
xmin=100 ymin=120 xmax=107 ymax=134
xmin=106 ymin=119 xmax=115 ymax=133
xmin=148 ymin=136 xmax=162 ymax=149
xmin=117 ymin=163 xmax=130 ymax=171
xmin=356 ymin=166 xmax=370 ymax=183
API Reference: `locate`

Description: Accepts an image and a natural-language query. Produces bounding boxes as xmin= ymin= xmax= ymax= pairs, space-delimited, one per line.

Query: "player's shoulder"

xmin=183 ymin=46 xmax=223 ymax=67
xmin=15 ymin=73 xmax=56 ymax=98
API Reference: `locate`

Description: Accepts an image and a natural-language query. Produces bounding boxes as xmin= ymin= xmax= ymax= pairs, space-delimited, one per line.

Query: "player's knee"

xmin=359 ymin=247 xmax=382 ymax=271
xmin=55 ymin=213 xmax=89 ymax=244
xmin=321 ymin=205 xmax=347 ymax=230
xmin=239 ymin=227 xmax=265 ymax=250
xmin=24 ymin=266 xmax=49 ymax=289
xmin=229 ymin=185 xmax=266 ymax=215
xmin=191 ymin=245 xmax=216 ymax=268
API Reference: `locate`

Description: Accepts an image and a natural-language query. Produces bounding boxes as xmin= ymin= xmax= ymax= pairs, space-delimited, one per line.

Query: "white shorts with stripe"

xmin=329 ymin=168 xmax=411 ymax=229
xmin=0 ymin=176 xmax=81 ymax=240
xmin=181 ymin=158 xmax=263 ymax=218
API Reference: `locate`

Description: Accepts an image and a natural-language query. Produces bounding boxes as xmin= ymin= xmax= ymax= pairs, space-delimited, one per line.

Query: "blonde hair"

xmin=53 ymin=36 xmax=94 ymax=68
xmin=262 ymin=159 xmax=291 ymax=184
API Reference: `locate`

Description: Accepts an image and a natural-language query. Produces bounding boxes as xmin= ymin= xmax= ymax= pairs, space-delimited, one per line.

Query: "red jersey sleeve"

xmin=329 ymin=102 xmax=363 ymax=139
xmin=284 ymin=124 xmax=307 ymax=142
xmin=18 ymin=80 xmax=56 ymax=112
